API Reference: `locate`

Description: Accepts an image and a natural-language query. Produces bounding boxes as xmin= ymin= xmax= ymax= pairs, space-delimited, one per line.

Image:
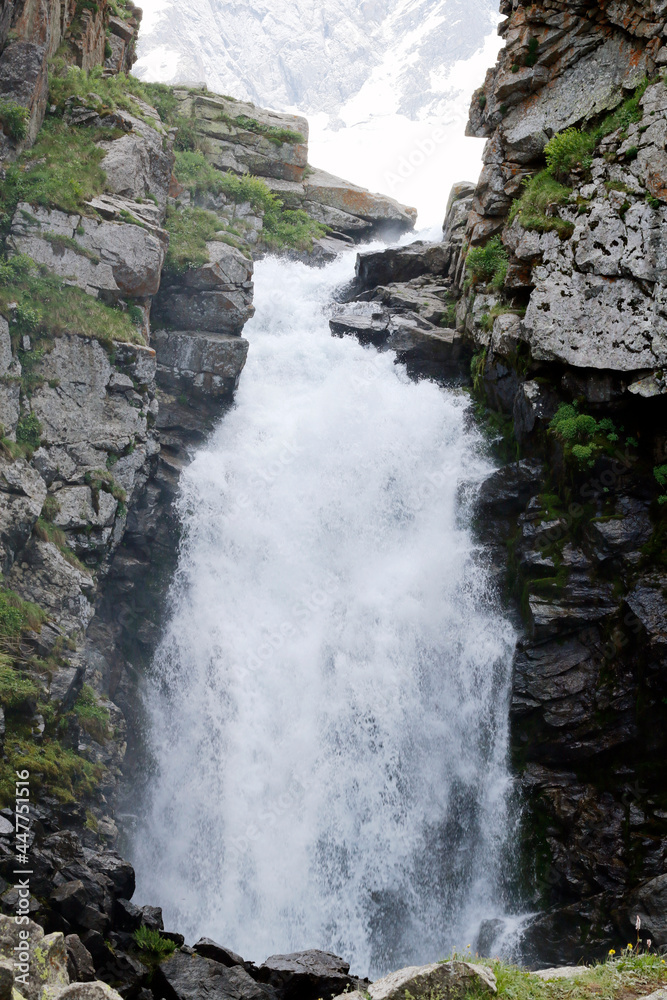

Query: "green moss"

xmin=0 ymin=255 xmax=145 ymax=346
xmin=0 ymin=588 xmax=45 ymax=639
xmin=74 ymin=684 xmax=110 ymax=742
xmin=0 ymin=737 xmax=104 ymax=805
xmin=524 ymin=37 xmax=539 ymax=67
xmin=465 ymin=236 xmax=508 ymax=288
xmin=654 ymin=464 xmax=667 ymax=505
xmin=591 ymin=79 xmax=649 ymax=144
xmin=260 ymin=204 xmax=327 ymax=252
xmin=84 ymin=468 xmax=126 ymax=505
xmin=164 ymin=205 xmax=244 ymax=274
xmin=48 ymin=64 xmax=153 ymax=120
xmin=0 ymin=657 xmax=40 ymax=711
xmin=544 ymin=128 xmax=594 ymax=178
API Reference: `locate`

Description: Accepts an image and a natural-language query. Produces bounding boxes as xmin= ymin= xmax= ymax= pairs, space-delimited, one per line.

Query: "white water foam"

xmin=131 ymin=247 xmax=517 ymax=976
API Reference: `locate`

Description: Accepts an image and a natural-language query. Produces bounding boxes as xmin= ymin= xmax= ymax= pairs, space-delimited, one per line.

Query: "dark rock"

xmin=66 ymin=934 xmax=95 ymax=982
xmin=476 ymin=459 xmax=544 ymax=518
xmin=257 ymin=951 xmax=353 ymax=1000
xmin=518 ymin=894 xmax=614 ymax=969
xmin=83 ymin=851 xmax=136 ymax=900
xmin=350 ymin=242 xmax=450 ymax=297
xmin=0 ymin=41 xmax=48 ymax=146
xmin=626 ymin=874 xmax=667 ymax=946
xmin=625 ymin=578 xmax=667 ymax=654
xmin=138 ymin=904 xmax=163 ymax=931
xmin=193 ymin=938 xmax=245 ymax=967
xmin=156 ymin=951 xmax=276 ymax=1000
xmin=51 ymin=880 xmax=89 ymax=922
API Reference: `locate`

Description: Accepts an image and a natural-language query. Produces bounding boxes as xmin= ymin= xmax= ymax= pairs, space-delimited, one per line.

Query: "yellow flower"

xmin=627 ymin=944 xmax=633 ymax=950
xmin=608 ymin=950 xmax=616 ymax=956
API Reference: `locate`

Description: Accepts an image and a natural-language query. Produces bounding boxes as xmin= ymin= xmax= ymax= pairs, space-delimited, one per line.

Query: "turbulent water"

xmin=131 ymin=247 xmax=518 ymax=976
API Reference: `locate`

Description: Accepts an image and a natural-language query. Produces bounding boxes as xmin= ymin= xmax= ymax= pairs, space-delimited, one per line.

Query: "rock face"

xmin=388 ymin=0 xmax=667 ymax=965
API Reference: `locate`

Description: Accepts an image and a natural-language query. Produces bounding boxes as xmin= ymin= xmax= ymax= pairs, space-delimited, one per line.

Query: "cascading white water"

xmin=131 ymin=246 xmax=518 ymax=977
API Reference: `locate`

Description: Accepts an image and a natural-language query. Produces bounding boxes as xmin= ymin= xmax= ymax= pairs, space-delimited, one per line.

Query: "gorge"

xmin=0 ymin=0 xmax=666 ymax=998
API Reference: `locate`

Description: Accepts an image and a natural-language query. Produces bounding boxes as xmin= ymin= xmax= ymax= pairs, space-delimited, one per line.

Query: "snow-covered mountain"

xmin=135 ymin=0 xmax=502 ymax=225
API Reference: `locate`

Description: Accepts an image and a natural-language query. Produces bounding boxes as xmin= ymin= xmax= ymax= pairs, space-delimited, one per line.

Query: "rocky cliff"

xmin=339 ymin=0 xmax=667 ymax=964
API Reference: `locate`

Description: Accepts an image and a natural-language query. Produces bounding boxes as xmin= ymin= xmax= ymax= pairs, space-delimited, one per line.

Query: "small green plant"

xmin=549 ymin=403 xmax=619 ymax=467
xmin=16 ymin=413 xmax=43 ymax=450
xmin=0 ymin=588 xmax=45 ymax=640
xmin=219 ymin=111 xmax=305 ymax=146
xmin=624 ymin=145 xmax=638 ymax=161
xmin=84 ymin=468 xmax=127 ymax=507
xmin=654 ymin=464 xmax=667 ymax=504
xmin=544 ymin=128 xmax=594 ymax=179
xmin=646 ymin=193 xmax=661 ymax=209
xmin=133 ymin=926 xmax=177 ymax=958
xmin=478 ymin=93 xmax=486 ymax=109
xmin=41 ymin=495 xmax=61 ymax=523
xmin=74 ymin=684 xmax=110 ymax=742
xmin=0 ymin=99 xmax=30 ymax=141
xmin=524 ymin=37 xmax=539 ymax=67
xmin=471 ymin=349 xmax=487 ymax=394
xmin=465 ymin=236 xmax=508 ymax=288
xmin=34 ymin=517 xmax=87 ymax=571
xmin=508 ymin=170 xmax=574 ymax=236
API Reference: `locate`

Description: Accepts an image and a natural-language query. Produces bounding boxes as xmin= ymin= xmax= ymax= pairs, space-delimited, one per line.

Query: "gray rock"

xmin=153 ymin=330 xmax=249 ymax=399
xmin=6 ymin=538 xmax=95 ymax=636
xmin=0 ymin=457 xmax=47 ymax=573
xmin=97 ymin=111 xmax=172 ymax=210
xmin=193 ymin=940 xmax=244 ymax=968
xmin=0 ymin=915 xmax=69 ymax=1000
xmin=258 ymin=951 xmax=352 ymax=1000
xmin=368 ymin=962 xmax=496 ymax=1000
xmin=45 ymin=984 xmax=124 ymax=1000
xmin=156 ymin=951 xmax=275 ymax=1000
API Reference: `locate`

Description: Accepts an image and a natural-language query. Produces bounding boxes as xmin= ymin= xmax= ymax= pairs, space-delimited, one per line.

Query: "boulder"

xmin=304 ymin=168 xmax=416 ymax=234
xmin=97 ymin=111 xmax=172 ymax=210
xmin=193 ymin=940 xmax=245 ymax=968
xmin=156 ymin=951 xmax=275 ymax=1000
xmin=45 ymin=984 xmax=124 ymax=1000
xmin=0 ymin=915 xmax=69 ymax=1000
xmin=10 ymin=204 xmax=167 ymax=301
xmin=6 ymin=537 xmax=95 ymax=636
xmin=258 ymin=951 xmax=353 ymax=1000
xmin=153 ymin=330 xmax=249 ymax=399
xmin=368 ymin=962 xmax=496 ymax=1000
xmin=352 ymin=243 xmax=449 ymax=295
xmin=65 ymin=935 xmax=95 ymax=983
xmin=627 ymin=874 xmax=667 ymax=944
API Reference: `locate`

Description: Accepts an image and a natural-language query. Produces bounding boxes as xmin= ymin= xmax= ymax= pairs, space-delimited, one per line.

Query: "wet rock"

xmin=476 ymin=460 xmax=544 ymax=519
xmin=66 ymin=935 xmax=95 ymax=983
xmin=627 ymin=874 xmax=667 ymax=944
xmin=156 ymin=951 xmax=276 ymax=1000
xmin=258 ymin=951 xmax=353 ymax=1000
xmin=193 ymin=940 xmax=245 ymax=968
xmin=6 ymin=537 xmax=95 ymax=636
xmin=368 ymin=962 xmax=496 ymax=1000
xmin=351 ymin=242 xmax=449 ymax=296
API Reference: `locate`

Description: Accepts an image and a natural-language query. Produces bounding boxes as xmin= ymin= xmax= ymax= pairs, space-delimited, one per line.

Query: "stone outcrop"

xmin=366 ymin=962 xmax=497 ymax=1000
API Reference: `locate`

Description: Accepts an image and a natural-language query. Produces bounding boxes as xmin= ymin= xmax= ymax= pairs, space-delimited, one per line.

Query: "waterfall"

xmin=131 ymin=246 xmax=518 ymax=977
